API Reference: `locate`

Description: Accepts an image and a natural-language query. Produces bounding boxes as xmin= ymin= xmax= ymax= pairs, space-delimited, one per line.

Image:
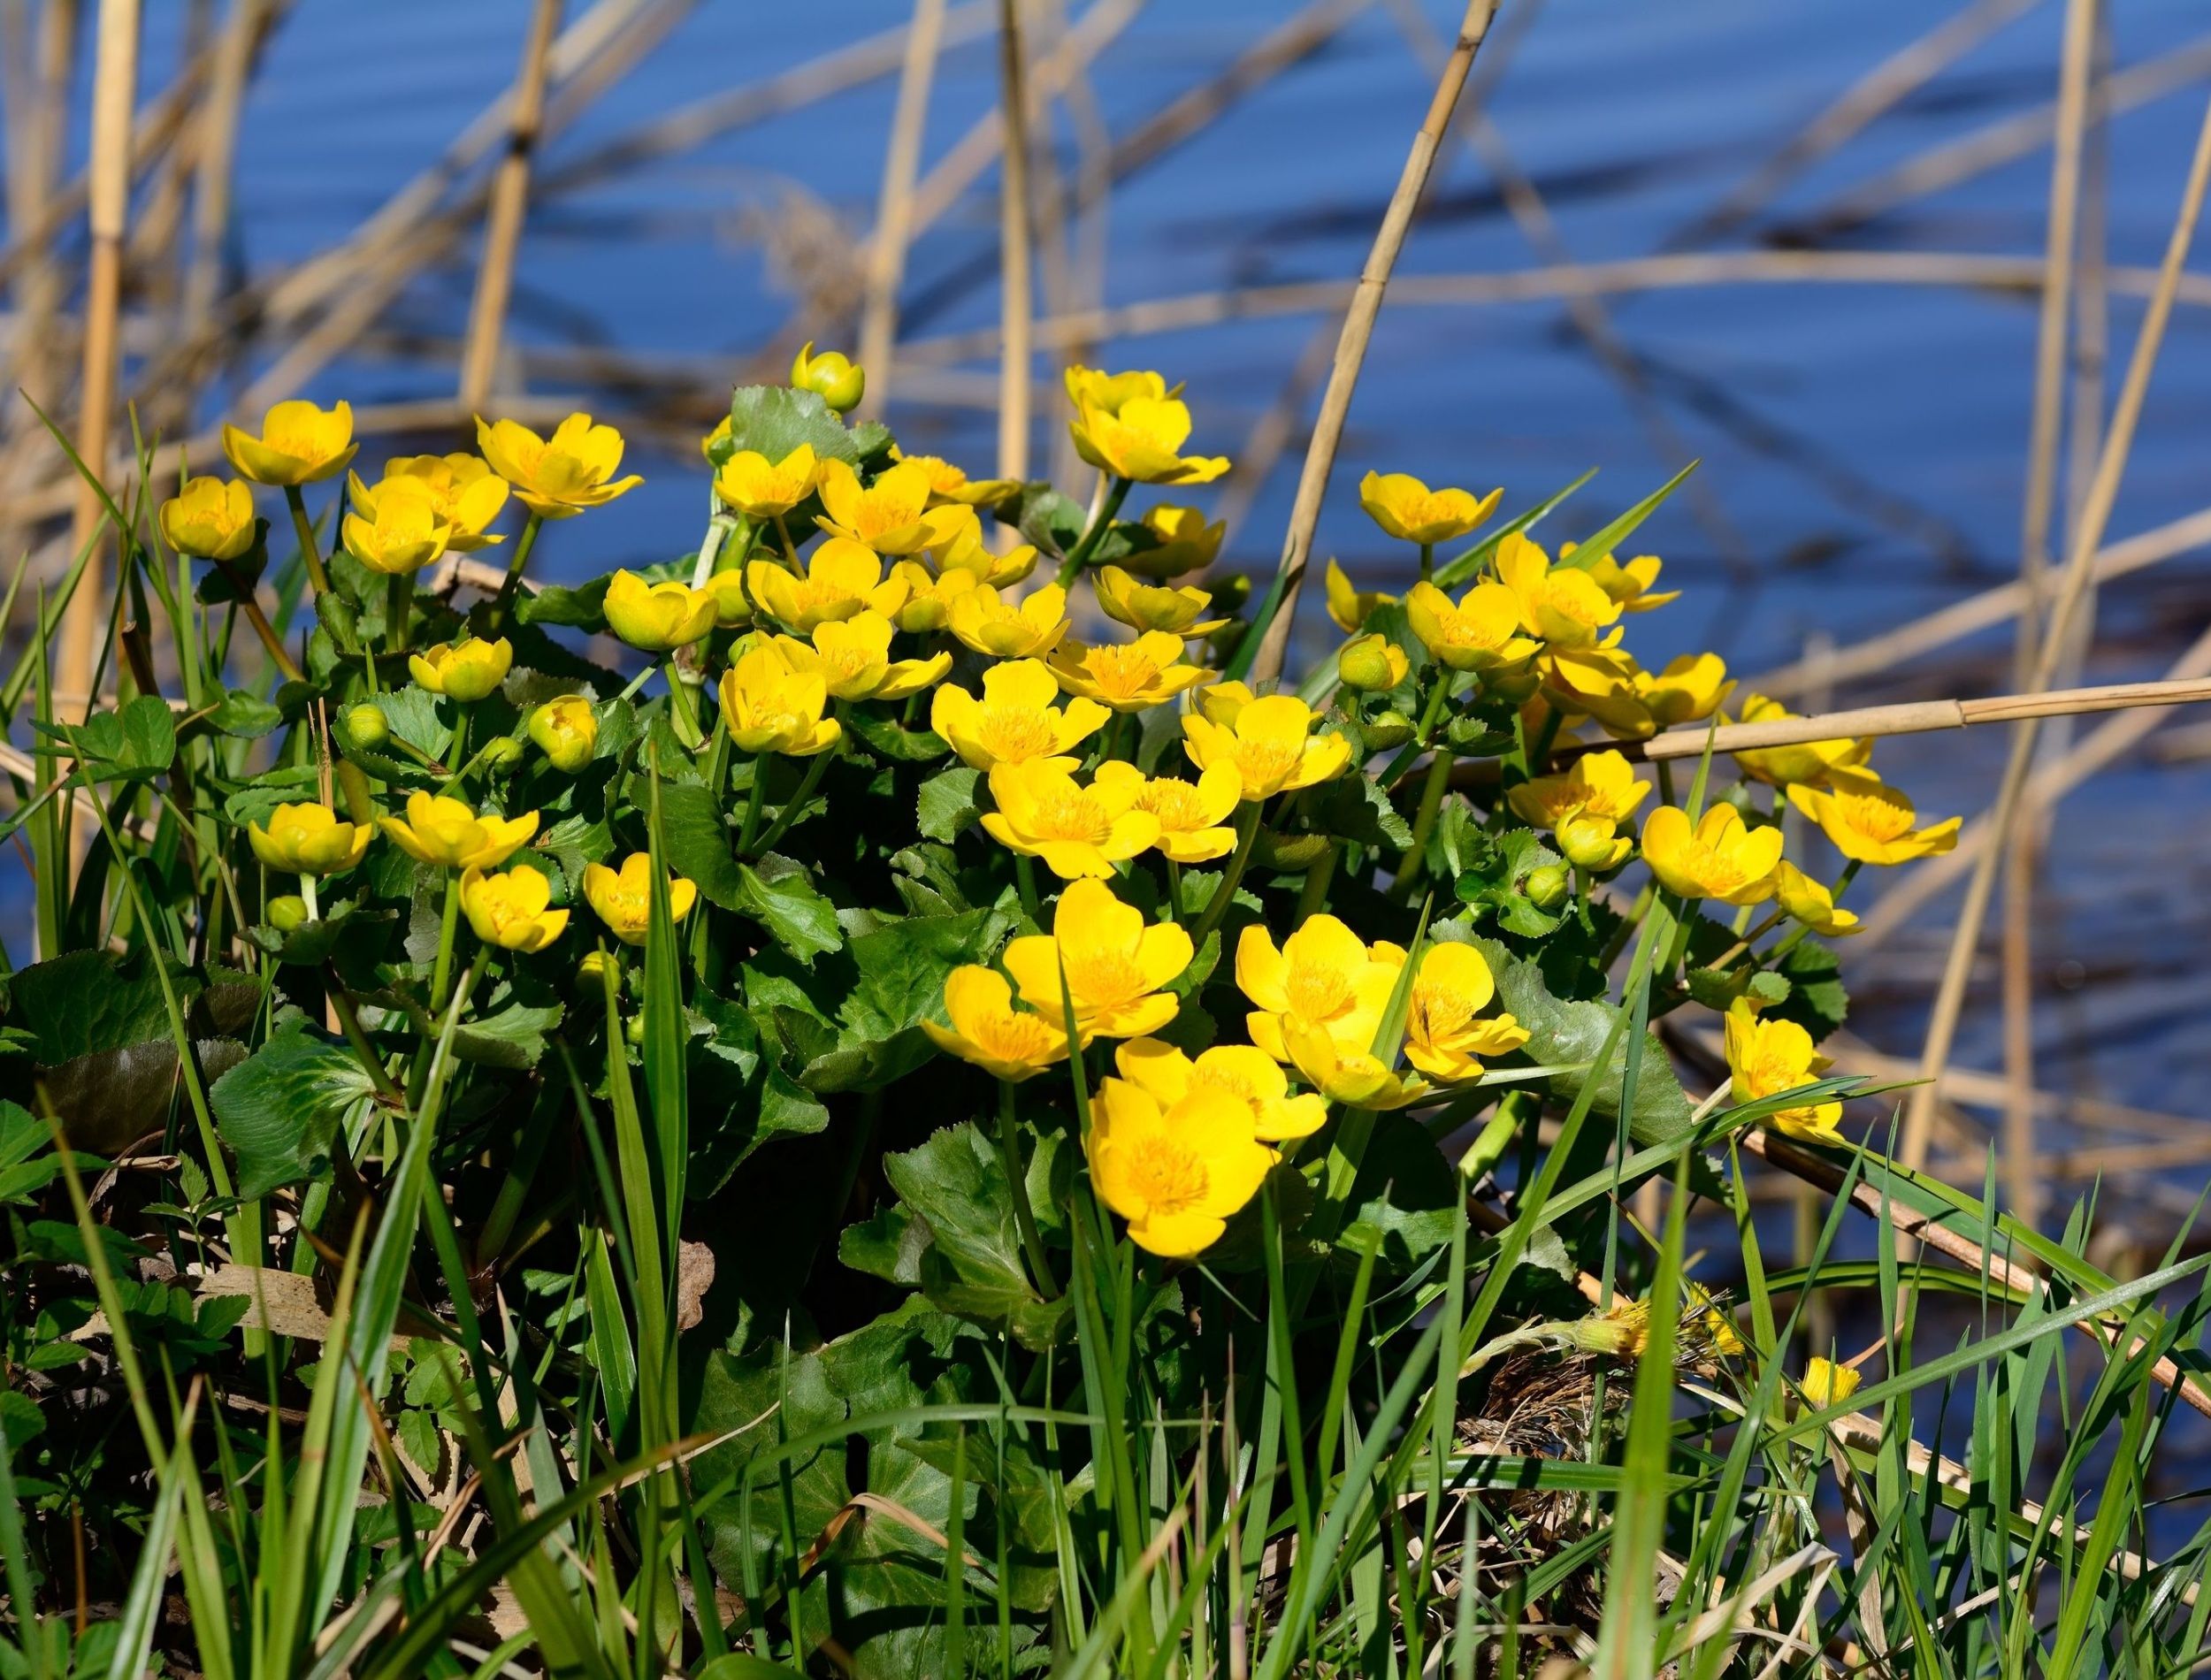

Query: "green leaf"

xmin=1454 ymin=827 xmax=1566 ymax=938
xmin=1549 ymin=459 xmax=1697 ymax=574
xmin=118 ymin=694 xmax=177 ymax=773
xmin=1313 ymin=772 xmax=1413 ymax=850
xmin=0 ymin=1099 xmax=65 ymax=1207
xmin=845 ymin=709 xmax=949 ymax=763
xmin=720 ymin=385 xmax=869 ymax=467
xmin=739 ymin=855 xmax=842 ymax=965
xmin=1771 ymin=938 xmax=1847 ymax=1042
xmin=659 ymin=781 xmax=748 ymax=912
xmin=1011 ymin=483 xmax=1084 ymax=557
xmin=915 ymin=766 xmax=983 ymax=844
xmin=515 ymin=572 xmax=612 ymax=630
xmin=209 ymin=1016 xmax=378 ymax=1197
xmin=840 ymin=1203 xmax=929 ymax=1286
xmin=203 ymin=688 xmax=284 ymax=739
xmin=454 ymin=997 xmax=564 ymax=1069
xmin=1342 ymin=1112 xmax=1458 ymax=1267
xmin=882 ymin=1123 xmax=1069 ymax=1349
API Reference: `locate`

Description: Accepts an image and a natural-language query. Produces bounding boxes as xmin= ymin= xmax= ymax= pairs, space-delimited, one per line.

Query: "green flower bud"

xmin=1337 ymin=633 xmax=1408 ymax=693
xmin=345 ymin=703 xmax=389 ymax=748
xmin=267 ymin=893 xmax=310 ymax=932
xmin=1523 ymin=863 xmax=1572 ymax=911
xmin=480 ymin=736 xmax=524 ymax=773
xmin=1363 ymin=710 xmax=1415 ymax=752
xmin=624 ymin=1013 xmax=646 ymax=1047
xmin=791 ymin=340 xmax=865 ymax=413
xmin=579 ymin=949 xmax=622 ymax=999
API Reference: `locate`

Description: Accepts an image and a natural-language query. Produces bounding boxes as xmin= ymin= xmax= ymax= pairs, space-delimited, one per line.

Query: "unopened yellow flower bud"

xmin=528 ymin=696 xmax=600 ymax=772
xmin=1557 ymin=812 xmax=1631 ymax=873
xmin=409 ymin=638 xmax=514 ymax=704
xmin=578 ymin=948 xmax=622 ymax=998
xmin=343 ymin=703 xmax=390 ymax=748
xmin=267 ymin=894 xmax=310 ymax=932
xmin=790 ymin=341 xmax=865 ymax=413
xmin=159 ymin=477 xmax=257 ymax=561
xmin=480 ymin=737 xmax=524 ymax=773
xmin=1524 ymin=863 xmax=1572 ymax=911
xmin=1337 ymin=633 xmax=1408 ymax=692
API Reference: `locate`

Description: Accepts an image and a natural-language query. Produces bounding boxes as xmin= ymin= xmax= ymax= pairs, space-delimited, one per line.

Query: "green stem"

xmin=997 ymin=1081 xmax=1059 ymax=1300
xmin=1165 ymin=859 xmax=1184 ymax=920
xmin=1297 ymin=841 xmax=1341 ymax=921
xmin=662 ymin=659 xmax=702 ymax=747
xmin=1765 ymin=859 xmax=1863 ymax=966
xmin=299 ymin=874 xmax=319 ymax=921
xmin=1054 ymin=475 xmax=1131 ymax=587
xmin=486 ymin=512 xmax=543 ymax=630
xmin=737 ymin=752 xmax=769 ymax=853
xmin=386 ymin=570 xmax=410 ymax=655
xmin=1189 ymin=801 xmax=1263 ymax=950
xmin=430 ymin=871 xmax=463 ymax=1017
xmin=750 ymin=746 xmax=833 ymax=857
xmin=1380 ymin=673 xmax=1457 ymax=790
xmin=1419 ymin=541 xmax=1434 ymax=582
xmin=1395 ymin=745 xmax=1456 ymax=899
xmin=1014 ymin=854 xmax=1044 ymax=927
xmin=282 ymin=485 xmax=333 ymax=596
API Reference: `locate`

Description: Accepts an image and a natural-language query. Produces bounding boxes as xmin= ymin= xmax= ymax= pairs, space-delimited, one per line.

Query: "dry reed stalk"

xmin=853 ymin=0 xmax=948 ymax=416
xmin=1037 ymin=0 xmax=1112 ymax=493
xmin=1214 ymin=317 xmax=1338 ymax=540
xmin=457 ymin=0 xmax=563 ymax=410
xmin=1901 ymin=84 xmax=2211 ymax=1172
xmin=1249 ymin=0 xmax=1501 ymax=685
xmin=180 ymin=0 xmax=264 ymax=342
xmin=3 ymin=0 xmax=76 ymax=424
xmin=994 ymin=0 xmax=1034 ymax=483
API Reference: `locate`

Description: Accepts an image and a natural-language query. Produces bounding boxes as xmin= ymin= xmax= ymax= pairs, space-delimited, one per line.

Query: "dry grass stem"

xmin=853 ymin=0 xmax=948 ymax=415
xmin=994 ymin=0 xmax=1034 ymax=481
xmin=456 ymin=0 xmax=563 ymax=410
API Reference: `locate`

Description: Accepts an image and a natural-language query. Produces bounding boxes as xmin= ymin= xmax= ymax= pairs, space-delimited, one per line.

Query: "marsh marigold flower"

xmin=1404 ymin=579 xmax=1540 ymax=675
xmin=1089 ymin=1078 xmax=1274 ymax=1258
xmin=160 ymin=477 xmax=257 ymax=561
xmin=603 ymin=569 xmax=716 ymax=653
xmin=584 ymin=852 xmax=699 ymax=947
xmin=947 ymin=581 xmax=1071 ymax=660
xmin=1049 ymin=632 xmax=1213 ymax=714
xmin=1325 ymin=558 xmax=1396 ymax=635
xmin=1507 ymin=748 xmax=1652 ymax=829
xmin=343 ymin=478 xmax=453 ymax=576
xmin=1114 ymin=1036 xmax=1328 ymax=1143
xmin=774 ymin=612 xmax=949 ymax=703
xmin=1580 ymin=548 xmax=1677 ymax=613
xmin=528 ymin=696 xmax=599 ymax=773
xmin=1786 ymin=769 xmax=1959 ymax=866
xmin=815 ymin=458 xmax=933 ymax=554
xmin=919 ymin=504 xmax=1037 ymax=588
xmin=249 ymin=802 xmax=374 ymax=875
xmin=1771 ymin=859 xmax=1860 ymax=936
xmin=374 ymin=454 xmax=509 ymax=549
xmin=713 ymin=444 xmax=818 ymax=518
xmin=1064 ymin=364 xmax=1170 ymax=416
xmin=1404 ymin=943 xmax=1529 ymax=1084
xmin=1182 ymin=694 xmax=1351 ymax=802
xmin=717 ymin=644 xmax=841 ymax=756
xmin=1093 ymin=566 xmax=1227 ymax=638
xmin=1724 ymin=997 xmax=1840 ymax=1144
xmin=1236 ymin=915 xmax=1400 ymax=1058
xmin=1496 ymin=532 xmax=1622 ymax=648
xmin=460 ymin=863 xmax=569 ymax=952
xmin=1640 ymin=803 xmax=1782 ymax=905
xmin=888 ymin=561 xmax=978 ymax=632
xmin=1358 ymin=471 xmax=1501 ymax=546
xmin=1338 ymin=634 xmax=1409 ymax=693
xmin=1122 ymin=504 xmax=1225 ymax=579
xmin=222 ymin=399 xmax=356 ymax=485
xmin=1801 ymin=1356 xmax=1862 ymax=1411
xmin=1070 ymin=393 xmax=1229 ymax=486
xmin=1636 ymin=653 xmax=1734 ymax=731
xmin=889 ymin=449 xmax=1017 ymax=508
xmin=984 ymin=760 xmax=1159 ymax=880
xmin=922 ymin=966 xmax=1075 ymax=1080
xmin=409 ymin=637 xmax=512 ymax=703
xmin=931 ymin=659 xmax=1109 ymax=772
xmin=1729 ymin=692 xmax=1869 ymax=788
xmin=746 ymin=537 xmax=907 ymax=633
xmin=790 ymin=340 xmax=865 ymax=413
xmin=1129 ymin=764 xmax=1241 ymax=864
xmin=476 ymin=413 xmax=640 ymax=519
xmin=381 ymin=791 xmax=537 ymax=870
xmin=1557 ymin=812 xmax=1632 ymax=873
xmin=1001 ymin=877 xmax=1190 ymax=1039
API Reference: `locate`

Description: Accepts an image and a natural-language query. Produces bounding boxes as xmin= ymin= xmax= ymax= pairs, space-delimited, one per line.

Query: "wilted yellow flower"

xmin=815 ymin=458 xmax=934 ymax=554
xmin=1049 ymin=632 xmax=1213 ymax=714
xmin=380 ymin=791 xmax=537 ymax=870
xmin=1688 ymin=1279 xmax=1746 ymax=1356
xmin=891 ymin=449 xmax=1018 ymax=508
xmin=460 ymin=863 xmax=569 ymax=952
xmin=1338 ymin=633 xmax=1409 ymax=693
xmin=919 ymin=504 xmax=1038 ymax=589
xmin=342 ymin=477 xmax=453 ymax=576
xmin=1557 ymin=813 xmax=1633 ymax=873
xmin=1730 ymin=692 xmax=1870 ymax=788
xmin=984 ymin=760 xmax=1159 ymax=880
xmin=1130 ymin=764 xmax=1241 ymax=864
xmin=475 ymin=413 xmax=641 ymax=519
xmin=1358 ymin=471 xmax=1500 ymax=546
xmin=1640 ymin=803 xmax=1782 ymax=905
xmin=528 ymin=696 xmax=599 ymax=772
xmin=1115 ymin=1036 xmax=1328 ymax=1143
xmin=1404 ymin=579 xmax=1540 ymax=675
xmin=1404 ymin=943 xmax=1529 ymax=1083
xmin=1786 ymin=770 xmax=1960 ymax=867
xmin=221 ymin=399 xmax=356 ymax=486
xmin=775 ymin=612 xmax=948 ymax=703
xmin=1579 ymin=547 xmax=1676 ymax=613
xmin=1122 ymin=504 xmax=1225 ymax=579
xmin=600 ymin=569 xmax=715 ymax=653
xmin=888 ymin=561 xmax=978 ymax=632
xmin=717 ymin=644 xmax=841 ymax=756
xmin=746 ymin=537 xmax=907 ymax=633
xmin=1090 ymin=1078 xmax=1274 ymax=1258
xmin=1325 ymin=557 xmax=1396 ymax=634
xmin=1771 ymin=859 xmax=1859 ymax=935
xmin=1182 ymin=694 xmax=1351 ymax=802
xmin=1070 ymin=394 xmax=1229 ymax=485
xmin=922 ymin=966 xmax=1075 ymax=1081
xmin=1093 ymin=566 xmax=1227 ymax=638
xmin=249 ymin=802 xmax=374 ymax=875
xmin=409 ymin=637 xmax=513 ymax=703
xmin=1064 ymin=364 xmax=1171 ymax=416
xmin=790 ymin=340 xmax=865 ymax=412
xmin=931 ymin=659 xmax=1109 ymax=771
xmin=1568 ymin=1298 xmax=1652 ymax=1360
xmin=1496 ymin=532 xmax=1622 ymax=648
xmin=373 ymin=454 xmax=510 ymax=550
xmin=947 ymin=581 xmax=1071 ymax=659
xmin=583 ymin=851 xmax=699 ymax=947
xmin=713 ymin=444 xmax=818 ymax=518
xmin=160 ymin=477 xmax=257 ymax=561
xmin=1002 ymin=877 xmax=1191 ymax=1039
xmin=1801 ymin=1356 xmax=1861 ymax=1411
xmin=1725 ymin=997 xmax=1840 ymax=1144
xmin=1507 ymin=748 xmax=1652 ymax=829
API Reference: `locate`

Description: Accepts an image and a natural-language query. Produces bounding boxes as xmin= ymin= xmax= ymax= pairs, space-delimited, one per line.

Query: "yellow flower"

xmin=1404 ymin=579 xmax=1540 ymax=674
xmin=716 ymin=644 xmax=841 ymax=757
xmin=1640 ymin=803 xmax=1783 ymax=905
xmin=1730 ymin=693 xmax=1870 ymax=788
xmin=930 ymin=659 xmax=1108 ymax=771
xmin=1337 ymin=634 xmax=1409 ymax=693
xmin=342 ymin=477 xmax=453 ymax=576
xmin=1236 ymin=915 xmax=1402 ymax=1054
xmin=583 ymin=851 xmax=700 ymax=947
xmin=460 ymin=863 xmax=569 ymax=952
xmin=1506 ymin=748 xmax=1652 ymax=829
xmin=1541 ymin=642 xmax=1646 ymax=735
xmin=890 ymin=449 xmax=1017 ymax=508
xmin=380 ymin=791 xmax=537 ymax=870
xmin=983 ymin=760 xmax=1159 ymax=880
xmin=1725 ymin=997 xmax=1840 ymax=1145
xmin=1496 ymin=532 xmax=1622 ymax=648
xmin=1801 ymin=1355 xmax=1861 ymax=1411
xmin=888 ymin=561 xmax=979 ymax=632
xmin=947 ymin=581 xmax=1071 ymax=659
xmin=1122 ymin=504 xmax=1225 ymax=579
xmin=814 ymin=458 xmax=934 ymax=554
xmin=1557 ymin=813 xmax=1633 ymax=873
xmin=1786 ymin=770 xmax=1961 ymax=867
xmin=475 ymin=413 xmax=641 ymax=519
xmin=248 ymin=802 xmax=374 ymax=875
xmin=1325 ymin=558 xmax=1396 ymax=634
xmin=790 ymin=340 xmax=865 ymax=412
xmin=922 ymin=966 xmax=1075 ymax=1080
xmin=221 ymin=399 xmax=356 ymax=486
xmin=1687 ymin=1280 xmax=1745 ymax=1356
xmin=1197 ymin=682 xmax=1254 ymax=728
xmin=713 ymin=444 xmax=818 ymax=518
xmin=528 ymin=695 xmax=599 ymax=772
xmin=1090 ymin=1077 xmax=1274 ymax=1258
xmin=1358 ymin=471 xmax=1501 ymax=546
xmin=1281 ymin=1020 xmax=1426 ymax=1111
xmin=1638 ymin=653 xmax=1733 ymax=729
xmin=704 ymin=569 xmax=753 ymax=628
xmin=1001 ymin=877 xmax=1191 ymax=1039
xmin=774 ymin=612 xmax=949 ymax=703
xmin=1404 ymin=942 xmax=1529 ymax=1083
xmin=159 ymin=477 xmax=257 ymax=561
xmin=1049 ymin=632 xmax=1213 ymax=714
xmin=746 ymin=537 xmax=907 ymax=633
xmin=1579 ymin=548 xmax=1677 ymax=613
xmin=1070 ymin=394 xmax=1229 ymax=485
xmin=375 ymin=454 xmax=510 ymax=550
xmin=409 ymin=638 xmax=513 ymax=703
xmin=1115 ymin=1036 xmax=1328 ymax=1143
xmin=1129 ymin=764 xmax=1241 ymax=864
xmin=602 ymin=569 xmax=716 ymax=653
xmin=1182 ymin=694 xmax=1351 ymax=802
xmin=918 ymin=504 xmax=1038 ymax=588
xmin=1093 ymin=566 xmax=1227 ymax=638
xmin=1064 ymin=364 xmax=1170 ymax=416
xmin=1771 ymin=859 xmax=1859 ymax=936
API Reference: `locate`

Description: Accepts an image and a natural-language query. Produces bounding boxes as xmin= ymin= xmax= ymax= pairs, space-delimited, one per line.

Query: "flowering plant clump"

xmin=0 ymin=353 xmax=1962 ymax=1676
